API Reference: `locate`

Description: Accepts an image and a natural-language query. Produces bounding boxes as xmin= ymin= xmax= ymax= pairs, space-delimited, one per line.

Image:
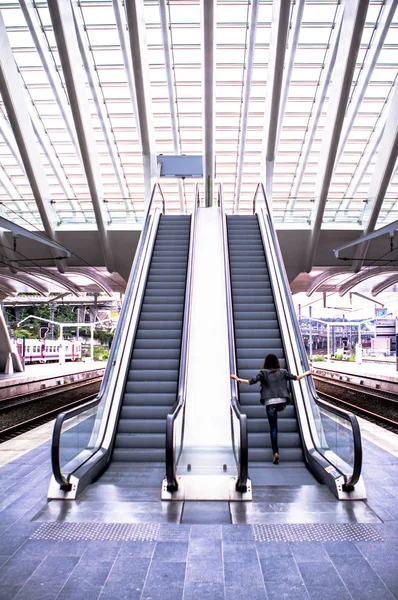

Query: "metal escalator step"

xmin=134 ymin=338 xmax=181 ymax=349
xmin=244 ymin=406 xmax=297 ymax=419
xmin=139 ymin=311 xmax=183 ymax=321
xmin=235 ymin=319 xmax=278 ymax=329
xmin=237 ymin=342 xmax=282 ymax=357
xmin=137 ymin=320 xmax=183 ymax=330
xmin=248 ymin=432 xmax=302 ymax=448
xmin=124 ymin=380 xmax=177 ymax=395
xmin=145 ymin=281 xmax=186 ymax=290
xmin=142 ymin=296 xmax=183 ymax=305
xmin=135 ymin=329 xmax=182 ymax=340
xmin=232 ymin=281 xmax=271 ymax=289
xmin=247 ymin=418 xmax=299 ymax=433
xmin=237 ymin=356 xmax=283 ymax=369
xmin=234 ymin=329 xmax=281 ymax=340
xmin=130 ymin=359 xmax=180 ymax=371
xmin=117 ymin=419 xmax=166 ymax=434
xmin=112 ymin=448 xmax=165 ymax=462
xmin=249 ymin=447 xmax=304 ymax=462
xmin=233 ymin=311 xmax=277 ymax=321
xmin=132 ymin=349 xmax=180 ymax=360
xmin=122 ymin=392 xmax=176 ymax=406
xmin=141 ymin=304 xmax=183 ymax=313
xmin=115 ymin=433 xmax=165 ymax=448
xmin=127 ymin=369 xmax=179 ymax=382
xmin=120 ymin=406 xmax=171 ymax=420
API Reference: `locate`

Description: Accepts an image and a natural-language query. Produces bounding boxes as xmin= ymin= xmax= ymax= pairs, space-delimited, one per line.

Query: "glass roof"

xmin=0 ymin=0 xmax=397 ymax=230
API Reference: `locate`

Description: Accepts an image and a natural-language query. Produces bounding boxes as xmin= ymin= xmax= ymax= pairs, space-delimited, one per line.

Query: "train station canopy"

xmin=0 ymin=0 xmax=397 ymax=299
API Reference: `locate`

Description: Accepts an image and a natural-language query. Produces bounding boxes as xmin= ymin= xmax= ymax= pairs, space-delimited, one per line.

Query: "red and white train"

xmin=15 ymin=339 xmax=82 ymax=364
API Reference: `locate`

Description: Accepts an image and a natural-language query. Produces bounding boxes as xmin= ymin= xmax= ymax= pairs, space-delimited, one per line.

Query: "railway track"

xmin=314 ymin=375 xmax=398 ymax=434
xmin=0 ymin=378 xmax=102 ymax=442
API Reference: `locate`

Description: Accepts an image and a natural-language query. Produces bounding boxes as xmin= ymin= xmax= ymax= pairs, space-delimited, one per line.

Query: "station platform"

xmin=0 ymin=361 xmax=105 ymax=400
xmin=311 ymin=358 xmax=398 ymax=394
xmin=1 ymin=416 xmax=398 ymax=599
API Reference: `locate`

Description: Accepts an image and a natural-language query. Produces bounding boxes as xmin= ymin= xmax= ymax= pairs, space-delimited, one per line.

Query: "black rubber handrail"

xmin=254 ymin=183 xmax=362 ymax=489
xmin=51 ymin=183 xmax=165 ymax=490
xmin=220 ymin=184 xmax=249 ymax=492
xmin=165 ymin=186 xmax=199 ymax=492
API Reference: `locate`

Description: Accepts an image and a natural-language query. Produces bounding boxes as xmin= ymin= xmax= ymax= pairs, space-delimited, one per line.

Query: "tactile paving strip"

xmin=252 ymin=523 xmax=383 ymax=542
xmin=30 ymin=522 xmax=160 ymax=542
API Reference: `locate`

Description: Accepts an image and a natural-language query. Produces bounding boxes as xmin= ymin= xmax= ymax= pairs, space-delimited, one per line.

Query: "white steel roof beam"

xmin=335 ymin=0 xmax=398 ymax=169
xmin=0 ymin=13 xmax=66 ymax=272
xmin=47 ymin=0 xmax=115 ymax=273
xmin=306 ymin=267 xmax=352 ymax=296
xmin=159 ymin=0 xmax=184 ymax=213
xmin=276 ymin=0 xmax=305 ymax=148
xmin=0 ymin=272 xmax=48 ymax=296
xmin=261 ymin=0 xmax=291 ymax=202
xmin=124 ymin=0 xmax=157 ymax=206
xmin=28 ymin=268 xmax=81 ymax=296
xmin=372 ymin=274 xmax=398 ymax=296
xmin=202 ymin=0 xmax=215 ymax=207
xmin=234 ymin=0 xmax=259 ymax=213
xmin=20 ymin=0 xmax=82 ymax=214
xmin=306 ymin=0 xmax=370 ymax=272
xmin=352 ymin=80 xmax=398 ymax=271
xmin=19 ymin=0 xmax=81 ymax=163
xmin=112 ymin=0 xmax=141 ymax=142
xmin=71 ymin=2 xmax=133 ymax=217
xmin=339 ymin=267 xmax=396 ymax=296
xmin=289 ymin=4 xmax=344 ymax=209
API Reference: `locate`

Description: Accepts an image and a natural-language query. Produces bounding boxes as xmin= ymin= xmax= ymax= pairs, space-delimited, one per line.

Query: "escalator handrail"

xmin=165 ymin=186 xmax=199 ymax=492
xmin=51 ymin=183 xmax=165 ymax=488
xmin=254 ymin=183 xmax=362 ymax=488
xmin=219 ymin=184 xmax=249 ymax=492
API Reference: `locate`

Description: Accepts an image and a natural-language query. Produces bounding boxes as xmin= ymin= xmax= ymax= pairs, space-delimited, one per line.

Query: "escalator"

xmin=225 ymin=184 xmax=366 ymax=500
xmin=49 ymin=189 xmax=192 ymax=499
xmin=113 ymin=215 xmax=191 ymax=462
xmin=227 ymin=215 xmax=302 ymax=463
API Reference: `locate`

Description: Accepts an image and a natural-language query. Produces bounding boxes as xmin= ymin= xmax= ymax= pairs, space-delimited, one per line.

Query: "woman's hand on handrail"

xmin=230 ymin=374 xmax=250 ymax=385
xmin=297 ymin=369 xmax=312 ymax=381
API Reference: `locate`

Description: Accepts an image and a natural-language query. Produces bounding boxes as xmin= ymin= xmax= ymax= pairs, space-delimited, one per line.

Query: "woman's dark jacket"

xmin=248 ymin=368 xmax=297 ymax=404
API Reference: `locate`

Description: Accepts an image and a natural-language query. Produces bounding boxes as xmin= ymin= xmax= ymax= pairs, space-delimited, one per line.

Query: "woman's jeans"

xmin=266 ymin=402 xmax=287 ymax=454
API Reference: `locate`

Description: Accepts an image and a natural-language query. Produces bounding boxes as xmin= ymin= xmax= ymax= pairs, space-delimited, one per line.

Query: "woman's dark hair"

xmin=263 ymin=353 xmax=280 ymax=369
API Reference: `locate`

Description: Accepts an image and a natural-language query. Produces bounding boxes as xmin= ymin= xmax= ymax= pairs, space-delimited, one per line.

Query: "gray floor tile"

xmin=141 ymin=583 xmax=184 ymax=600
xmin=222 ymin=525 xmax=253 ymax=541
xmin=331 ymin=556 xmax=395 ymax=600
xmin=188 ymin=538 xmax=222 ymax=560
xmin=298 ymin=561 xmax=345 ymax=588
xmin=158 ymin=524 xmax=191 ymax=541
xmin=190 ymin=525 xmax=222 ymax=539
xmin=260 ymin=556 xmax=302 ymax=583
xmin=184 ymin=582 xmax=225 ymax=600
xmin=224 ymin=560 xmax=264 ymax=588
xmin=13 ymin=555 xmax=79 ymax=600
xmin=225 ymin=585 xmax=268 ymax=600
xmin=144 ymin=561 xmax=186 ymax=587
xmin=223 ymin=540 xmax=257 ymax=562
xmin=118 ymin=540 xmax=155 ymax=557
xmin=305 ymin=585 xmax=352 ymax=600
xmin=255 ymin=542 xmax=292 ymax=558
xmin=152 ymin=541 xmax=188 ymax=562
xmin=185 ymin=558 xmax=223 ymax=584
xmin=289 ymin=542 xmax=330 ymax=563
xmin=265 ymin=580 xmax=310 ymax=600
